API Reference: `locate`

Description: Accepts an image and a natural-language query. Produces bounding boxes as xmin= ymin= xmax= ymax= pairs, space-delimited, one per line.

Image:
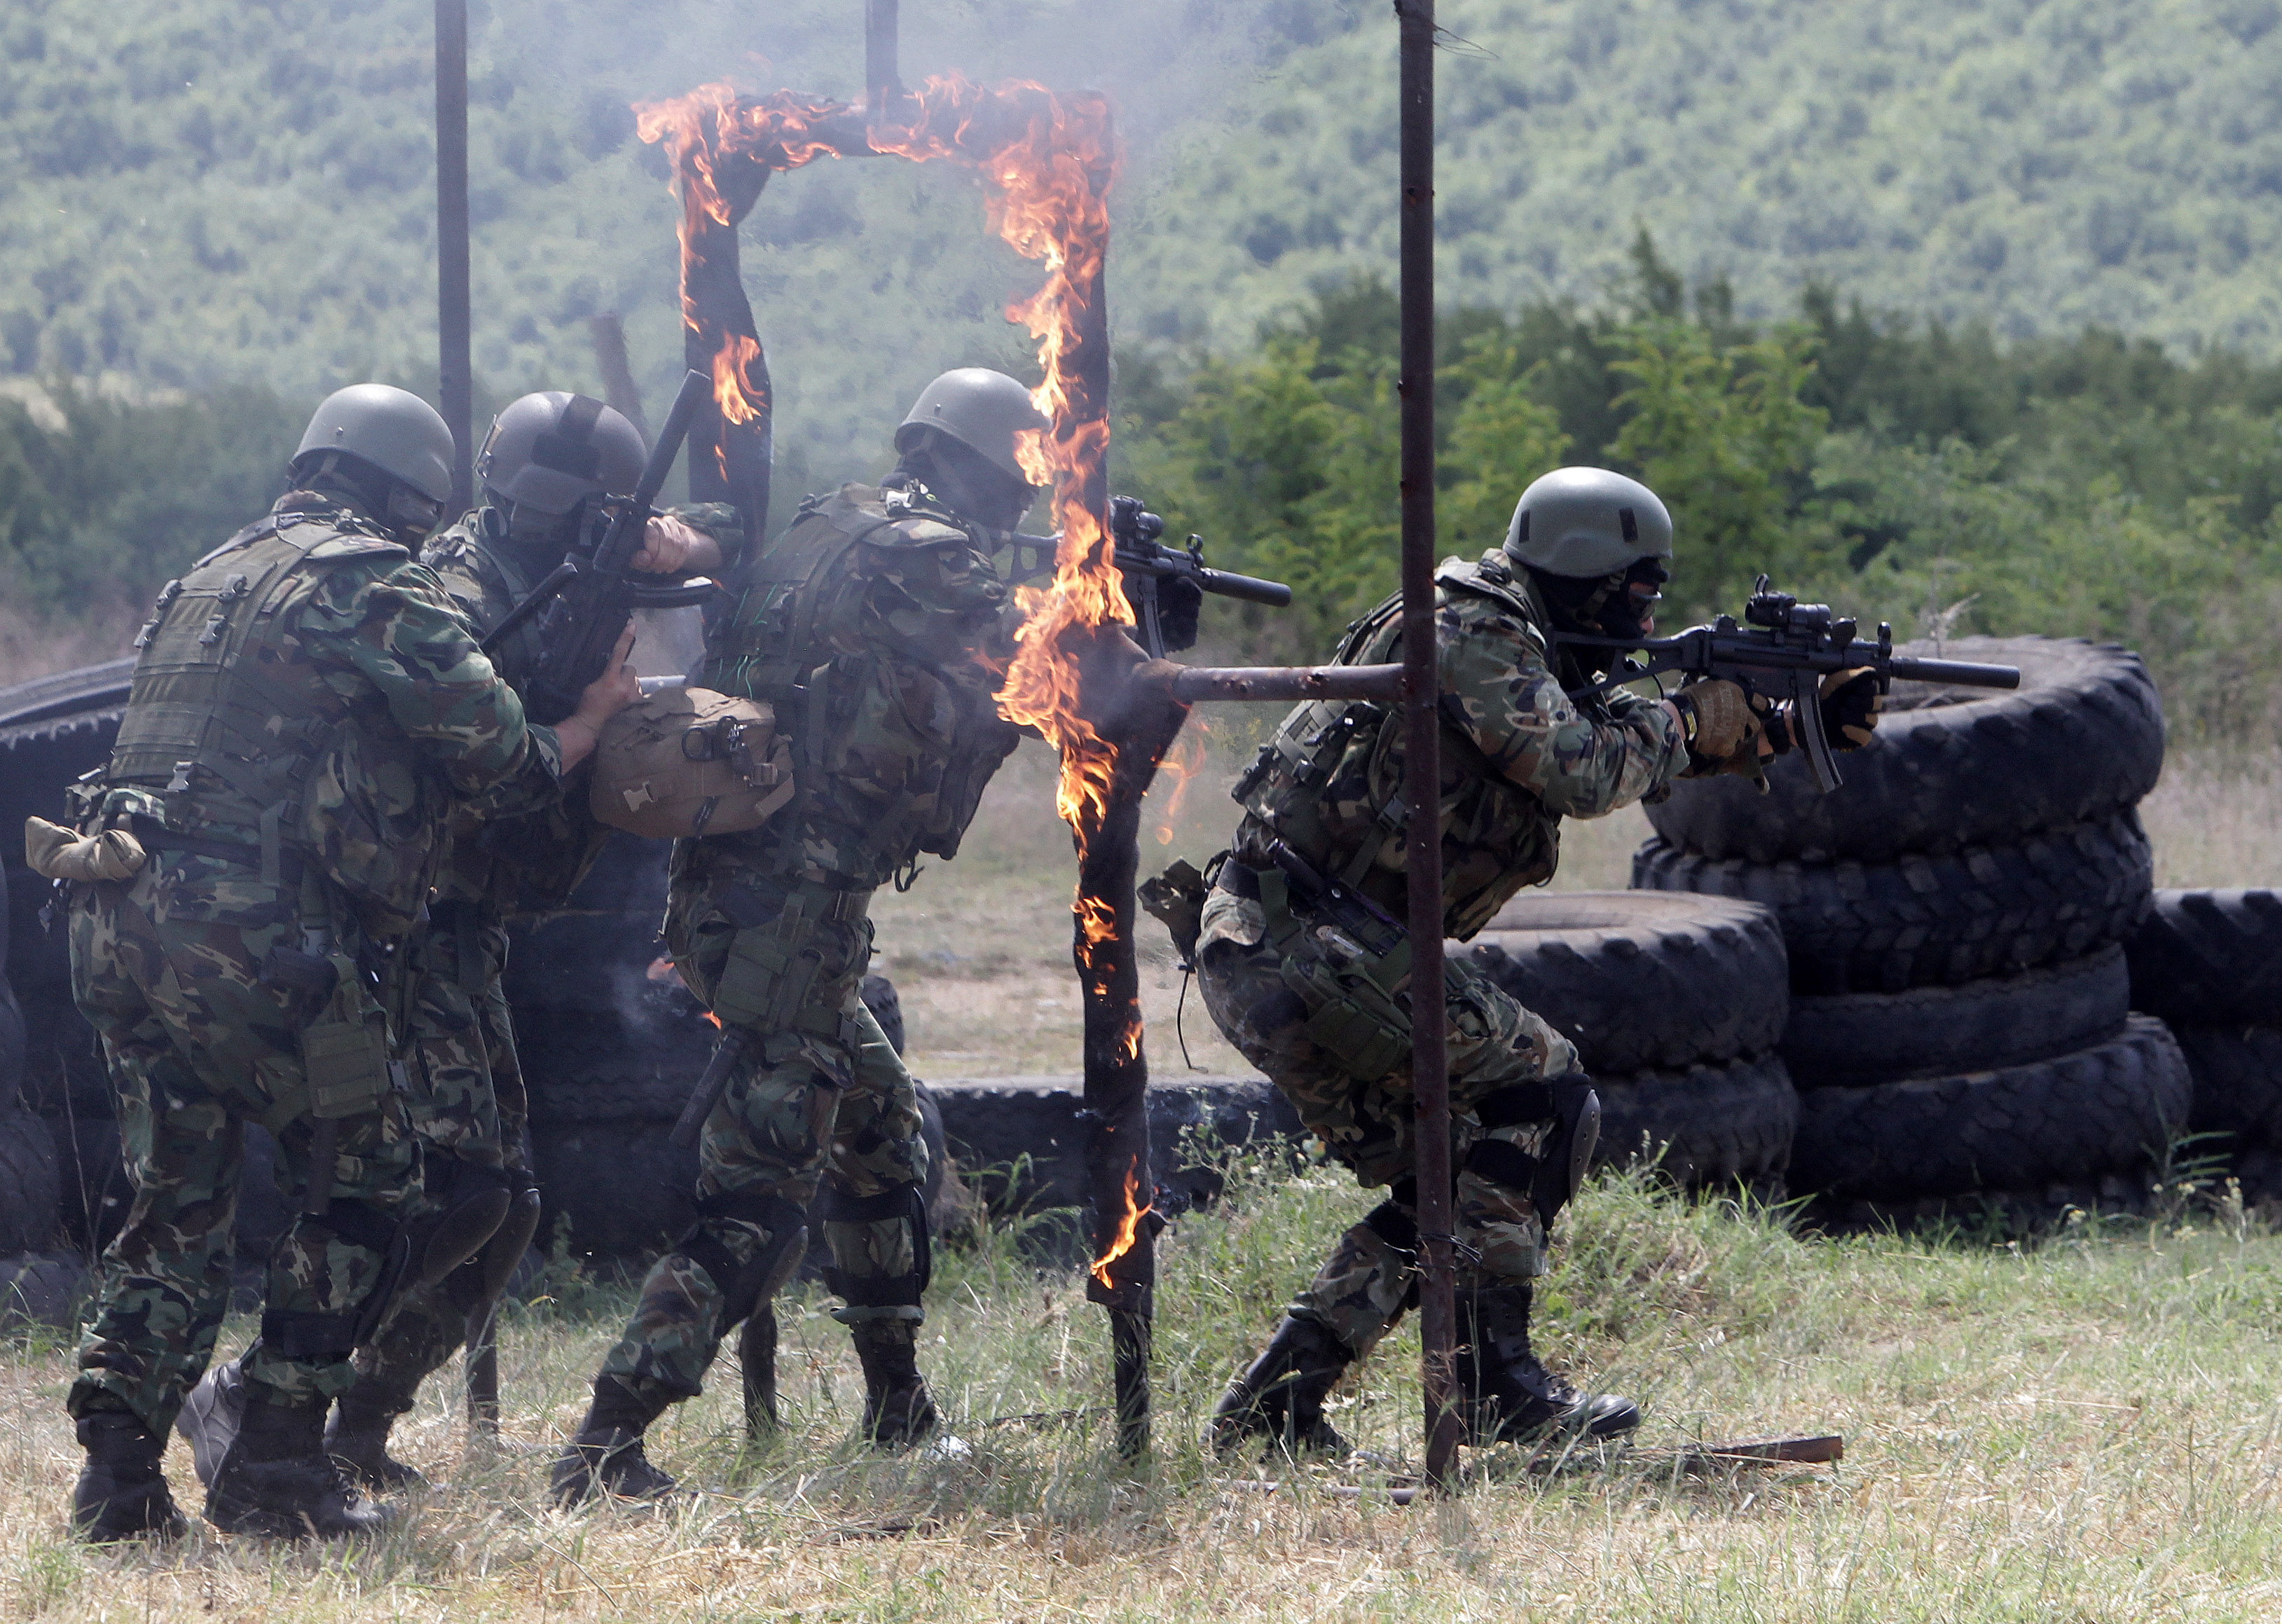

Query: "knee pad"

xmin=819 ymin=1182 xmax=930 ymax=1313
xmin=682 ymin=1186 xmax=810 ymax=1333
xmin=405 ymin=1158 xmax=513 ymax=1295
xmin=1466 ymin=1073 xmax=1600 ymax=1228
xmin=473 ymin=1167 xmax=543 ymax=1303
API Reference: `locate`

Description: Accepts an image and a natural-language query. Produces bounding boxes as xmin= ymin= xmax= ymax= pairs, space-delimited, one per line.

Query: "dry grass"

xmin=11 ymin=1166 xmax=2282 ymax=1621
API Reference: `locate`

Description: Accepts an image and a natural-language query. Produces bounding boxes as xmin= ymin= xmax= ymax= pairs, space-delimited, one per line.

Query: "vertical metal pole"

xmin=865 ymin=0 xmax=902 ymax=118
xmin=435 ymin=0 xmax=473 ymax=518
xmin=1397 ymin=0 xmax=1460 ymax=1492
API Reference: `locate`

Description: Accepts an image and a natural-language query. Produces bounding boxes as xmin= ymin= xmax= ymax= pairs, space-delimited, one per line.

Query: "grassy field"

xmin=9 ymin=1159 xmax=2282 ymax=1621
xmin=10 ymin=709 xmax=2282 ymax=1616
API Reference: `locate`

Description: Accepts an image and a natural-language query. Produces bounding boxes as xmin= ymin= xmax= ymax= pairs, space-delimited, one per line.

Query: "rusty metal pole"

xmin=435 ymin=0 xmax=472 ymax=519
xmin=865 ymin=0 xmax=902 ymax=118
xmin=1397 ymin=0 xmax=1461 ymax=1491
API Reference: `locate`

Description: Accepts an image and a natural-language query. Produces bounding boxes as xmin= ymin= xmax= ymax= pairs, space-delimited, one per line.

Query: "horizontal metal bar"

xmin=1158 ymin=663 xmax=1405 ymax=703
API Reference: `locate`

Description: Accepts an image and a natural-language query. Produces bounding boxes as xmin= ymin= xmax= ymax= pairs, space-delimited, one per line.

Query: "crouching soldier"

xmin=550 ymin=368 xmax=1052 ymax=1503
xmin=1184 ymin=467 xmax=1879 ymax=1456
xmin=176 ymin=391 xmax=734 ymax=1492
xmin=51 ymin=386 xmax=637 ymax=1541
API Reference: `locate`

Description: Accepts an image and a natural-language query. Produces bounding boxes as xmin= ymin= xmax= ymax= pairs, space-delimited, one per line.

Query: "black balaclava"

xmin=1525 ymin=556 xmax=1670 ymax=673
xmin=287 ymin=452 xmax=443 ymax=547
xmin=888 ymin=428 xmax=1040 ymax=537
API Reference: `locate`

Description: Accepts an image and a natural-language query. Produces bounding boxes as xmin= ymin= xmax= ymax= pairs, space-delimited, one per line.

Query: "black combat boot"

xmin=205 ymin=1384 xmax=392 ymax=1539
xmin=1454 ymin=1281 xmax=1640 ymax=1445
xmin=175 ymin=1354 xmax=245 ymax=1489
xmin=549 ymin=1376 xmax=677 ymax=1507
xmin=325 ymin=1386 xmax=427 ymax=1492
xmin=1207 ymin=1315 xmax=1356 ymax=1458
xmin=71 ymin=1408 xmax=188 ymax=1545
xmin=851 ymin=1322 xmax=939 ymax=1447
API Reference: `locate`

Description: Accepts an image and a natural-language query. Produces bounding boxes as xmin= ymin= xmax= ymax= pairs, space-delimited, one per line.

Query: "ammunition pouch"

xmin=820 ymin=1182 xmax=930 ymax=1321
xmin=682 ymin=1186 xmax=811 ymax=1334
xmin=709 ymin=881 xmax=872 ymax=1040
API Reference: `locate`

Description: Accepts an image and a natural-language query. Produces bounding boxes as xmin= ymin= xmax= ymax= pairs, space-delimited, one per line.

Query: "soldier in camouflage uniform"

xmin=55 ymin=385 xmax=638 ymax=1542
xmin=551 ymin=368 xmax=1055 ymax=1503
xmin=1192 ymin=467 xmax=1878 ymax=1457
xmin=174 ymin=392 xmax=738 ymax=1493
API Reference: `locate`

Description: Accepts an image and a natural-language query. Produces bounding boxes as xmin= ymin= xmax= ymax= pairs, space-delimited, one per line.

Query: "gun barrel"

xmin=1195 ymin=565 xmax=1293 ymax=608
xmin=1885 ymin=656 xmax=2021 ymax=690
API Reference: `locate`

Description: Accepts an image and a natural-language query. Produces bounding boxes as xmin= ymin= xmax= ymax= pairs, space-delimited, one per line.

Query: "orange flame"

xmin=640 ymin=74 xmax=1154 ymax=1262
xmin=701 ymin=1010 xmax=722 ymax=1031
xmin=1090 ymin=1165 xmax=1152 ymax=1288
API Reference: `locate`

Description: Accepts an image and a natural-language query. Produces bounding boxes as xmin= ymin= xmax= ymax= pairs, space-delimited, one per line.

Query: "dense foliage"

xmin=1118 ymin=239 xmax=2282 ymax=742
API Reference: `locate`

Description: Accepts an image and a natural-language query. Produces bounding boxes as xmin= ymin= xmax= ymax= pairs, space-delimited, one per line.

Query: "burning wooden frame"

xmin=428 ymin=0 xmax=1458 ymax=1481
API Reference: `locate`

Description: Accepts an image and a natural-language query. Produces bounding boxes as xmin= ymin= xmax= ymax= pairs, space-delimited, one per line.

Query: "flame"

xmin=711 ymin=333 xmax=767 ymax=426
xmin=641 ymin=72 xmax=1153 ymax=1266
xmin=1090 ymin=1165 xmax=1152 ymax=1288
xmin=701 ymin=1010 xmax=722 ymax=1031
xmin=1151 ymin=725 xmax=1206 ymax=846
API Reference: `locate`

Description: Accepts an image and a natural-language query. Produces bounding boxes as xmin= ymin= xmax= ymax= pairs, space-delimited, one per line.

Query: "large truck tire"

xmin=0 ymin=1108 xmax=61 ymax=1253
xmin=2168 ymin=1025 xmax=2282 ymax=1147
xmin=1459 ymin=892 xmax=1787 ymax=1074
xmin=1642 ymin=638 xmax=2163 ymax=863
xmin=1633 ymin=809 xmax=2154 ymax=993
xmin=2125 ymin=890 xmax=2282 ymax=1029
xmin=1781 ymin=947 xmax=2131 ymax=1089
xmin=1592 ymin=1054 xmax=1797 ymax=1187
xmin=1789 ymin=1015 xmax=2190 ymax=1201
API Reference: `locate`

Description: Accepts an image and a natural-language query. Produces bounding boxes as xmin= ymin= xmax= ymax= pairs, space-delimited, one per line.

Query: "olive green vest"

xmin=104 ymin=507 xmax=439 ymax=937
xmin=1232 ymin=552 xmax=1586 ymax=939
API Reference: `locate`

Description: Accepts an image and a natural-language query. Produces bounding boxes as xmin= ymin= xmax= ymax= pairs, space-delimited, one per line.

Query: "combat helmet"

xmin=894 ymin=369 xmax=1049 ymax=481
xmin=294 ymin=385 xmax=455 ymax=505
xmin=1504 ymin=467 xmax=1674 ymax=579
xmin=476 ymin=392 xmax=647 ymax=516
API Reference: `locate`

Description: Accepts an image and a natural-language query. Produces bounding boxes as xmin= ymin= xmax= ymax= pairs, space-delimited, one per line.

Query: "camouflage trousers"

xmin=65 ymin=855 xmax=416 ymax=1434
xmin=348 ymin=904 xmax=529 ymax=1412
xmin=1194 ymin=870 xmax=1577 ymax=1357
xmin=596 ymin=852 xmax=928 ymax=1405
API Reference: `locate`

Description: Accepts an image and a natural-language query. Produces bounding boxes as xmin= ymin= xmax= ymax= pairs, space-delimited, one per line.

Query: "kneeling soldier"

xmin=1189 ymin=467 xmax=1877 ymax=1454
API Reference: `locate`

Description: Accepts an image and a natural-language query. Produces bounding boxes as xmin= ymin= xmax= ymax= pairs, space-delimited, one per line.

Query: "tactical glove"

xmin=1766 ymin=667 xmax=1882 ymax=755
xmin=1673 ymin=678 xmax=1764 ymax=766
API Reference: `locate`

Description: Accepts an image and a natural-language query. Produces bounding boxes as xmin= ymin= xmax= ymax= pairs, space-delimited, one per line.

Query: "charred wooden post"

xmin=680 ymin=149 xmax=776 ymax=551
xmin=1396 ymin=0 xmax=1462 ymax=1491
xmin=865 ymin=0 xmax=903 ymax=124
xmin=434 ymin=0 xmax=473 ymax=519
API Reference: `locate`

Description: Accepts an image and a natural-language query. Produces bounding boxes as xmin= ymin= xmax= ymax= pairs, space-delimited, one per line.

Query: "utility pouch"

xmin=299 ymin=953 xmax=393 ymax=1121
xmin=260 ymin=943 xmax=339 ymax=996
xmin=1139 ymin=858 xmax=1210 ymax=966
xmin=1281 ymin=953 xmax=1412 ymax=1080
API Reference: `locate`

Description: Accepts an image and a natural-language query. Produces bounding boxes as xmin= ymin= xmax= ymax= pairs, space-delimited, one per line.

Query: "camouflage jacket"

xmin=696 ymin=482 xmax=1024 ymax=887
xmin=1233 ymin=549 xmax=1687 ymax=940
xmin=418 ymin=502 xmax=740 ymax=915
xmin=92 ymin=485 xmax=562 ymax=942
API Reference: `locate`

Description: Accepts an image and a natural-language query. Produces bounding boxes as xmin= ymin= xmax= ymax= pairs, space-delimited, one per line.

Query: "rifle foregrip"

xmin=1885 ymin=657 xmax=2021 ymax=689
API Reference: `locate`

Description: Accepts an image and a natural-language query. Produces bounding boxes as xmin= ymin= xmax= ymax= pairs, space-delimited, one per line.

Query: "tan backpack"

xmin=589 ymin=686 xmax=795 ymax=840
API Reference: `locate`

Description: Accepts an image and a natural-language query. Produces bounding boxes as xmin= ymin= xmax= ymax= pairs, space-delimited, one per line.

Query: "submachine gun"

xmin=1555 ymin=574 xmax=2021 ymax=792
xmin=480 ymin=369 xmax=719 ymax=724
xmin=1007 ymin=495 xmax=1295 ymax=659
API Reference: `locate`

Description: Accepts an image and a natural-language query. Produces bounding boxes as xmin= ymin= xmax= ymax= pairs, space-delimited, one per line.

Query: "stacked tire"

xmin=2126 ymin=890 xmax=2282 ymax=1199
xmin=1630 ymin=637 xmax=2192 ymax=1213
xmin=1457 ymin=890 xmax=1796 ymax=1188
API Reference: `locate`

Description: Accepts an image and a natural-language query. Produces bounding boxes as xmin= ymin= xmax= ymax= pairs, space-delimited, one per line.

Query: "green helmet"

xmin=894 ymin=368 xmax=1049 ymax=481
xmin=1504 ymin=467 xmax=1674 ymax=579
xmin=476 ymin=391 xmax=647 ymax=515
xmin=294 ymin=384 xmax=455 ymax=505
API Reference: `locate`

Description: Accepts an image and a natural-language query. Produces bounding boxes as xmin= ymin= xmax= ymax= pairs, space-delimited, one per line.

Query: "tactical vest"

xmin=1232 ymin=551 xmax=1592 ymax=940
xmin=102 ymin=506 xmax=444 ymax=940
xmin=701 ymin=483 xmax=1017 ymax=886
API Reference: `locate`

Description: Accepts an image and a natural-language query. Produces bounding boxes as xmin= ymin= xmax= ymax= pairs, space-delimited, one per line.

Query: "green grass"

xmin=12 ymin=1152 xmax=2282 ymax=1620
